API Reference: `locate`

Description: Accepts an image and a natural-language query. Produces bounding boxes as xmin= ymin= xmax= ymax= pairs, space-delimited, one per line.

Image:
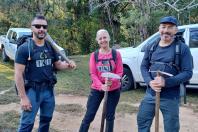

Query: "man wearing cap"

xmin=137 ymin=16 xmax=193 ymax=132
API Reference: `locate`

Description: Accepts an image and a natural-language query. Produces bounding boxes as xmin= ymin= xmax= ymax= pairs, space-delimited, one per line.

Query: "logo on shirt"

xmin=97 ymin=60 xmax=113 ymax=72
xmin=36 ymin=59 xmax=52 ymax=67
xmin=40 ymin=51 xmax=48 ymax=59
xmin=36 ymin=50 xmax=52 ymax=67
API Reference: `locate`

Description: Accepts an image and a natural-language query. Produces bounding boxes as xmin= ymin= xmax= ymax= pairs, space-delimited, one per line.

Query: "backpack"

xmin=15 ymin=35 xmax=33 ymax=95
xmin=94 ymin=48 xmax=117 ymax=63
xmin=17 ymin=35 xmax=34 ymax=61
xmin=94 ymin=48 xmax=117 ymax=72
xmin=16 ymin=35 xmax=33 ymax=48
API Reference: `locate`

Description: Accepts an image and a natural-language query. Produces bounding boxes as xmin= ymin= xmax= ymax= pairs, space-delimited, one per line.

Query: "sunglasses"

xmin=32 ymin=24 xmax=48 ymax=29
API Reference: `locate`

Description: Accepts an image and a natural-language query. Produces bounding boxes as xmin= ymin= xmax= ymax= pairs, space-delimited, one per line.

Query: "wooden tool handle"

xmin=45 ymin=34 xmax=70 ymax=63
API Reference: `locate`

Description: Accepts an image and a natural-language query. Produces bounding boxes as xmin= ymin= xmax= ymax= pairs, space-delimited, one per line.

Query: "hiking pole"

xmin=45 ymin=33 xmax=70 ymax=63
xmin=100 ymin=72 xmax=121 ymax=132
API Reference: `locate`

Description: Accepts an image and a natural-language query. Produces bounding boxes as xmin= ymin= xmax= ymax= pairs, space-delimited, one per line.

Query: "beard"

xmin=161 ymin=32 xmax=174 ymax=41
xmin=162 ymin=32 xmax=172 ymax=36
xmin=34 ymin=31 xmax=46 ymax=40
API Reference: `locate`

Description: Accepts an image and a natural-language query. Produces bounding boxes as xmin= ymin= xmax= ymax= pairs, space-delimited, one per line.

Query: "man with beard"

xmin=137 ymin=16 xmax=193 ymax=132
xmin=15 ymin=15 xmax=76 ymax=132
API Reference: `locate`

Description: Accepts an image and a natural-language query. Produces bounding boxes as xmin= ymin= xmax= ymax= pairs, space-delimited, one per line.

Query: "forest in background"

xmin=0 ymin=0 xmax=197 ymax=55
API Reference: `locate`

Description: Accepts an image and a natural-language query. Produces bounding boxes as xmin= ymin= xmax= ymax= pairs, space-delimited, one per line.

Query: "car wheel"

xmin=121 ymin=67 xmax=134 ymax=91
xmin=2 ymin=48 xmax=9 ymax=62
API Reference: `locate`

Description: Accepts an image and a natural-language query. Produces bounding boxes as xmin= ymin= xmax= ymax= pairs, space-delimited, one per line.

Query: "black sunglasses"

xmin=32 ymin=24 xmax=48 ymax=29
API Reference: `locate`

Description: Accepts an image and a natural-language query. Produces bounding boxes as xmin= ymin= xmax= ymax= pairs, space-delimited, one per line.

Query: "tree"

xmin=0 ymin=0 xmax=197 ymax=54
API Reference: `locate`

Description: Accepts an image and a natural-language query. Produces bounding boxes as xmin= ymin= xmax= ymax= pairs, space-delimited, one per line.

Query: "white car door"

xmin=8 ymin=31 xmax=18 ymax=60
xmin=4 ymin=30 xmax=13 ymax=59
xmin=137 ymin=33 xmax=160 ymax=82
xmin=188 ymin=27 xmax=198 ymax=84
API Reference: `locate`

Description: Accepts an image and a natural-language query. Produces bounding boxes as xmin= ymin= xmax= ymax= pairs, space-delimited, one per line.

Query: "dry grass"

xmin=55 ymin=104 xmax=85 ymax=116
xmin=0 ymin=110 xmax=19 ymax=131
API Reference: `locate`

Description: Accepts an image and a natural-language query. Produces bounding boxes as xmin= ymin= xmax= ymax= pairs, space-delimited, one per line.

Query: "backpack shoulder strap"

xmin=112 ymin=48 xmax=117 ymax=63
xmin=149 ymin=40 xmax=159 ymax=62
xmin=174 ymin=41 xmax=181 ymax=71
xmin=44 ymin=40 xmax=58 ymax=73
xmin=94 ymin=49 xmax=117 ymax=63
xmin=45 ymin=40 xmax=59 ymax=59
xmin=94 ymin=50 xmax=99 ymax=63
xmin=27 ymin=39 xmax=33 ymax=61
xmin=174 ymin=33 xmax=186 ymax=71
xmin=45 ymin=40 xmax=53 ymax=50
xmin=24 ymin=39 xmax=34 ymax=78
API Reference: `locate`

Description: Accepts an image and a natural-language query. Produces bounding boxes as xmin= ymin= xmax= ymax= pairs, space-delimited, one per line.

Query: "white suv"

xmin=119 ymin=24 xmax=198 ymax=90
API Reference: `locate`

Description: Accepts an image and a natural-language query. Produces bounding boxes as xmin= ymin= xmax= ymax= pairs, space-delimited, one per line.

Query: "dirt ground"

xmin=0 ymin=94 xmax=198 ymax=132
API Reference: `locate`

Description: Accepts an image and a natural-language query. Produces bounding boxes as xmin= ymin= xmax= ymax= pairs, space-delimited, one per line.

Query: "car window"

xmin=7 ymin=30 xmax=13 ymax=40
xmin=189 ymin=28 xmax=198 ymax=48
xmin=12 ymin=32 xmax=17 ymax=41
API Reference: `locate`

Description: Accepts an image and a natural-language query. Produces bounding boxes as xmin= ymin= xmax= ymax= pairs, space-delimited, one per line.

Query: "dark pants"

xmin=18 ymin=86 xmax=55 ymax=132
xmin=79 ymin=88 xmax=120 ymax=132
xmin=137 ymin=93 xmax=180 ymax=132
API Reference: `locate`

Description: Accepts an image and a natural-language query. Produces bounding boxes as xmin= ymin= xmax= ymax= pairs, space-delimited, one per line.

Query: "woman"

xmin=79 ymin=29 xmax=123 ymax=132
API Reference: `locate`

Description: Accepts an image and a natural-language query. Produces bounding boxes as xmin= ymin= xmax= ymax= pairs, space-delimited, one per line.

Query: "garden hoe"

xmin=155 ymin=71 xmax=160 ymax=132
xmin=100 ymin=72 xmax=121 ymax=132
xmin=150 ymin=70 xmax=173 ymax=132
xmin=45 ymin=33 xmax=70 ymax=63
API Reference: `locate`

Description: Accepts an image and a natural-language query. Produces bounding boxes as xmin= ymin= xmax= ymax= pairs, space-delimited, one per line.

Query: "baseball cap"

xmin=160 ymin=16 xmax=178 ymax=26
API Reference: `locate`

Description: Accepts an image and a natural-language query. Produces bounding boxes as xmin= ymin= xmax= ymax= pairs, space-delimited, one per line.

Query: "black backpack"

xmin=16 ymin=35 xmax=33 ymax=48
xmin=94 ymin=48 xmax=117 ymax=72
xmin=94 ymin=48 xmax=117 ymax=63
xmin=15 ymin=35 xmax=33 ymax=94
xmin=16 ymin=35 xmax=33 ymax=61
